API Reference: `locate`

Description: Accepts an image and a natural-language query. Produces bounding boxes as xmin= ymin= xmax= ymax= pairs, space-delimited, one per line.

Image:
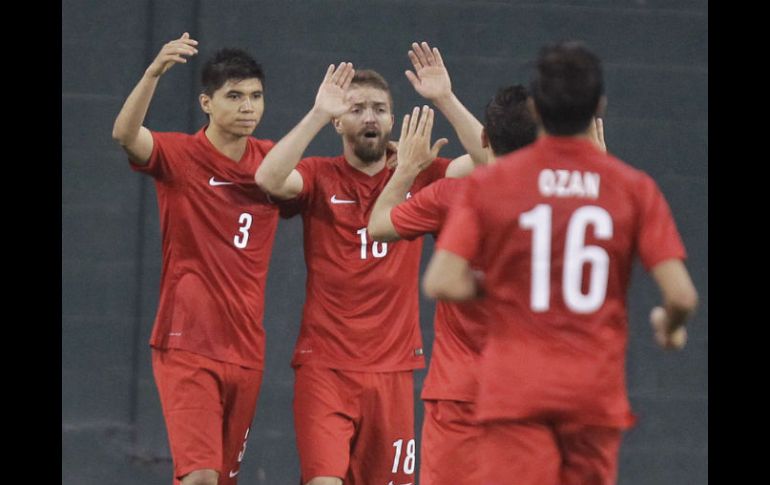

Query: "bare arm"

xmin=254 ymin=62 xmax=354 ymax=200
xmin=649 ymin=259 xmax=699 ymax=350
xmin=112 ymin=32 xmax=199 ymax=164
xmin=368 ymin=106 xmax=447 ymax=241
xmin=422 ymin=249 xmax=478 ymax=301
xmin=405 ymin=42 xmax=486 ymax=171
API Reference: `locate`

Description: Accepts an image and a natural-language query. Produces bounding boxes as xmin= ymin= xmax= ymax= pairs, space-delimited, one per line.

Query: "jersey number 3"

xmin=520 ymin=204 xmax=612 ymax=313
xmin=234 ymin=212 xmax=253 ymax=249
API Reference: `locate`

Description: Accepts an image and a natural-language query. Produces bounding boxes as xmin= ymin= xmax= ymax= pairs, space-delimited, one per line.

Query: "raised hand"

xmin=650 ymin=306 xmax=687 ymax=350
xmin=313 ymin=62 xmax=355 ymax=119
xmin=146 ymin=32 xmax=199 ymax=78
xmin=396 ymin=105 xmax=448 ymax=174
xmin=589 ymin=117 xmax=606 ymax=152
xmin=405 ymin=42 xmax=452 ymax=102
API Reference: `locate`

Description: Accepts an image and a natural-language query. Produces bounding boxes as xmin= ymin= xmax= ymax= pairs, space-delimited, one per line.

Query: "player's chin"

xmin=232 ymin=124 xmax=257 ymax=136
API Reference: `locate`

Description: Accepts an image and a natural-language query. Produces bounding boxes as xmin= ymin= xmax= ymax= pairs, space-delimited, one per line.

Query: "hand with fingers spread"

xmin=589 ymin=117 xmax=607 ymax=152
xmin=146 ymin=32 xmax=199 ymax=78
xmin=313 ymin=62 xmax=355 ymax=120
xmin=405 ymin=42 xmax=452 ymax=103
xmin=396 ymin=105 xmax=449 ymax=176
xmin=650 ymin=306 xmax=688 ymax=350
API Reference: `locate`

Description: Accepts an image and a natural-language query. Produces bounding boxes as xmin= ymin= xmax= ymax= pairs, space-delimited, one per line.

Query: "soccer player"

xmin=254 ymin=43 xmax=483 ymax=485
xmin=366 ymin=84 xmax=537 ymax=485
xmin=112 ymin=33 xmax=278 ymax=485
xmin=423 ymin=41 xmax=698 ymax=485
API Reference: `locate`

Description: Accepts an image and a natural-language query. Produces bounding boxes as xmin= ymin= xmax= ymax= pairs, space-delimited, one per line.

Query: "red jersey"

xmin=130 ymin=127 xmax=278 ymax=369
xmin=286 ymin=155 xmax=450 ymax=372
xmin=438 ymin=136 xmax=687 ymax=427
xmin=390 ymin=178 xmax=489 ymax=402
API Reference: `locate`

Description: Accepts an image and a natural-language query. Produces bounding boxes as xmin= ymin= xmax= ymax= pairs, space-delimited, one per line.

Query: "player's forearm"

xmin=652 ymin=259 xmax=698 ymax=328
xmin=255 ymin=108 xmax=329 ymax=193
xmin=432 ymin=93 xmax=486 ymax=167
xmin=423 ymin=250 xmax=478 ymax=301
xmin=368 ymin=168 xmax=417 ymax=241
xmin=112 ymin=72 xmax=161 ymax=145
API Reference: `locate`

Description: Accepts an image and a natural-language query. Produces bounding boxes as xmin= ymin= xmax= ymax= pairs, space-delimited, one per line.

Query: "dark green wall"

xmin=62 ymin=1 xmax=707 ymax=483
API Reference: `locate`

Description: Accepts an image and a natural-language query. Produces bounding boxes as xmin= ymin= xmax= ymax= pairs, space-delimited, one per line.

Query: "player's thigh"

xmin=293 ymin=366 xmax=356 ymax=482
xmin=348 ymin=371 xmax=415 ymax=485
xmin=420 ymin=399 xmax=481 ymax=485
xmin=478 ymin=419 xmax=560 ymax=485
xmin=219 ymin=365 xmax=264 ymax=484
xmin=152 ymin=349 xmax=225 ymax=479
xmin=556 ymin=422 xmax=623 ymax=485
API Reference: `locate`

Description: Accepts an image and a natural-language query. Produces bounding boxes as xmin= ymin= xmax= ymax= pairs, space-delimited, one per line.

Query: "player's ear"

xmin=526 ymin=97 xmax=539 ymax=123
xmin=595 ymin=95 xmax=607 ymax=117
xmin=332 ymin=118 xmax=343 ymax=134
xmin=199 ymin=93 xmax=212 ymax=115
xmin=481 ymin=128 xmax=490 ymax=149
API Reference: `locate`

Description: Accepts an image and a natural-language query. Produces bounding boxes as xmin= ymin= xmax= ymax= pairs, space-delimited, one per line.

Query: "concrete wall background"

xmin=62 ymin=1 xmax=707 ymax=483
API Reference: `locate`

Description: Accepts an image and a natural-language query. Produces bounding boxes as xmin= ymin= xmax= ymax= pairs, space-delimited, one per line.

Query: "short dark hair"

xmin=530 ymin=41 xmax=603 ymax=135
xmin=484 ymin=85 xmax=537 ymax=156
xmin=201 ymin=48 xmax=264 ymax=96
xmin=350 ymin=69 xmax=393 ymax=110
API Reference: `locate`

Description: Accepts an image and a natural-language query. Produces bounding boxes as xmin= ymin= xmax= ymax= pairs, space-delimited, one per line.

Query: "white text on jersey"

xmin=538 ymin=169 xmax=600 ymax=199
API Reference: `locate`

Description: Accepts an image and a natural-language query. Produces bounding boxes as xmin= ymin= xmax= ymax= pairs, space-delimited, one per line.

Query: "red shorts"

xmin=420 ymin=400 xmax=481 ymax=485
xmin=479 ymin=419 xmax=623 ymax=485
xmin=152 ymin=348 xmax=263 ymax=484
xmin=293 ymin=365 xmax=415 ymax=485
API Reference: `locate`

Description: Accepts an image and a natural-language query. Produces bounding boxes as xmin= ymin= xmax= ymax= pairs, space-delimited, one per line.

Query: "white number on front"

xmin=357 ymin=228 xmax=388 ymax=260
xmin=519 ymin=204 xmax=612 ymax=313
xmin=234 ymin=212 xmax=253 ymax=249
xmin=391 ymin=438 xmax=416 ymax=474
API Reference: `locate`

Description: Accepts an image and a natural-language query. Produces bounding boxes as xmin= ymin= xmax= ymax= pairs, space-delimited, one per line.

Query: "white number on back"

xmin=519 ymin=204 xmax=612 ymax=313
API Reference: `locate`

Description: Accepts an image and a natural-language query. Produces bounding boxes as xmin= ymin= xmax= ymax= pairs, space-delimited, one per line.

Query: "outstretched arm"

xmin=112 ymin=32 xmax=199 ymax=164
xmin=368 ymin=106 xmax=447 ymax=241
xmin=405 ymin=42 xmax=485 ymax=174
xmin=649 ymin=259 xmax=698 ymax=350
xmin=255 ymin=62 xmax=355 ymax=199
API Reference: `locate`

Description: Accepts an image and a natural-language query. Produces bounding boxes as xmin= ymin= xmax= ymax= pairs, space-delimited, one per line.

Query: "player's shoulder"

xmin=152 ymin=130 xmax=195 ymax=144
xmin=601 ymin=153 xmax=657 ymax=190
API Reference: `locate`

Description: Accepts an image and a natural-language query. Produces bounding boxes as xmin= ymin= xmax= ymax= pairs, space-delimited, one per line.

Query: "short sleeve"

xmin=435 ymin=177 xmax=482 ymax=262
xmin=129 ymin=130 xmax=175 ymax=182
xmin=636 ymin=173 xmax=687 ymax=270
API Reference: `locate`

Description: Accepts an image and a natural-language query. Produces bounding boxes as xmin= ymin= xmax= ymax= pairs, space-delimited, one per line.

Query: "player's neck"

xmin=342 ymin=144 xmax=386 ymax=176
xmin=205 ymin=125 xmax=249 ymax=162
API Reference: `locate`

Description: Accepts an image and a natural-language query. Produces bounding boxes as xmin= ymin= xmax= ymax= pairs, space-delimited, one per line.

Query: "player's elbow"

xmin=422 ymin=275 xmax=442 ymax=299
xmin=254 ymin=168 xmax=279 ymax=195
xmin=423 ymin=274 xmax=473 ymax=301
xmin=367 ymin=215 xmax=397 ymax=243
xmin=111 ymin=125 xmax=132 ymax=146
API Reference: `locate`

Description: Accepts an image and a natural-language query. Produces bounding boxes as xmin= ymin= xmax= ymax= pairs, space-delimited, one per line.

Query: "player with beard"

xmin=255 ymin=44 xmax=483 ymax=485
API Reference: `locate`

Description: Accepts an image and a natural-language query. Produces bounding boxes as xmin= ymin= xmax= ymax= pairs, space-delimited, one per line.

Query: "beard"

xmin=348 ymin=129 xmax=391 ymax=164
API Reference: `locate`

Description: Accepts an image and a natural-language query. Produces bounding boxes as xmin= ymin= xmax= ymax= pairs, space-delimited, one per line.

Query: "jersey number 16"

xmin=520 ymin=204 xmax=613 ymax=314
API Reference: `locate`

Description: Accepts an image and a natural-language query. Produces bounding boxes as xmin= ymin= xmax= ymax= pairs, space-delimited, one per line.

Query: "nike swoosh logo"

xmin=331 ymin=194 xmax=356 ymax=204
xmin=229 ymin=470 xmax=239 ymax=478
xmin=209 ymin=177 xmax=235 ymax=186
